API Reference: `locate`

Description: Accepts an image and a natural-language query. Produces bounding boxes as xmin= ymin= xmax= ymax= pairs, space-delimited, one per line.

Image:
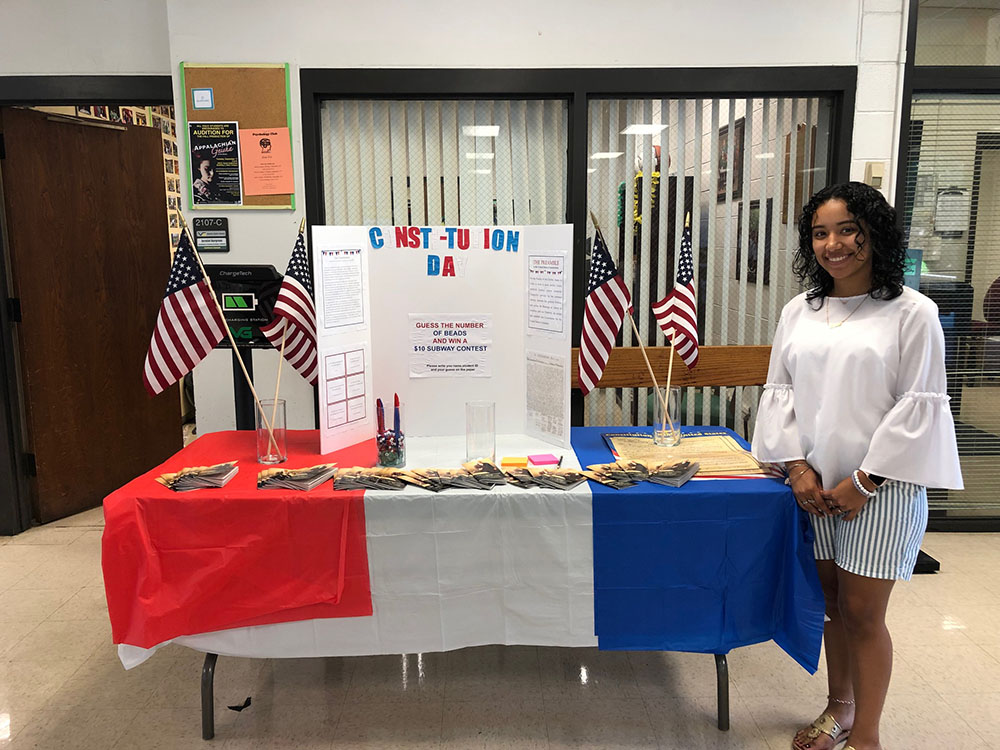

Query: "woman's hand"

xmin=789 ymin=466 xmax=829 ymax=516
xmin=820 ymin=477 xmax=868 ymax=521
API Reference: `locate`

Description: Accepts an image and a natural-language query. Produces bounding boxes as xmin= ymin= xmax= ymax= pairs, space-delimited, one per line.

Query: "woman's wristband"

xmin=852 ymin=470 xmax=878 ymax=499
xmin=784 ymin=465 xmax=812 ymax=485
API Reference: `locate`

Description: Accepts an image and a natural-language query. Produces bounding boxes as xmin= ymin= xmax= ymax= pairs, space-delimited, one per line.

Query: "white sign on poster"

xmin=323 ymin=347 xmax=368 ymax=429
xmin=523 ymin=233 xmax=572 ymax=447
xmin=313 ymin=225 xmax=374 ymax=455
xmin=526 ymin=350 xmax=567 ymax=442
xmin=527 ymin=255 xmax=566 ymax=336
xmin=321 ymin=248 xmax=365 ymax=329
xmin=408 ymin=313 xmax=493 ymax=378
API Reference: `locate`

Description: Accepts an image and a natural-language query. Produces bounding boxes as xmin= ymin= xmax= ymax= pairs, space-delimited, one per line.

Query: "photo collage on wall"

xmin=75 ymin=104 xmax=180 ymax=250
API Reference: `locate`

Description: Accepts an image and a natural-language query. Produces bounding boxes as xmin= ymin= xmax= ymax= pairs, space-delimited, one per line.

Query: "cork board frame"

xmin=180 ymin=63 xmax=294 ymax=210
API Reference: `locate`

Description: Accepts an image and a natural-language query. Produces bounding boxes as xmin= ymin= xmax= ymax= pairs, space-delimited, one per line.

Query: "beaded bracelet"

xmin=851 ymin=469 xmax=878 ymax=499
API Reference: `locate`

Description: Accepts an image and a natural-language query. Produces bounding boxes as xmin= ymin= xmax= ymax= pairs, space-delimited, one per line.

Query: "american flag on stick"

xmin=578 ymin=227 xmax=632 ymax=396
xmin=260 ymin=229 xmax=318 ymax=385
xmin=652 ymin=219 xmax=699 ymax=369
xmin=143 ymin=231 xmax=227 ymax=396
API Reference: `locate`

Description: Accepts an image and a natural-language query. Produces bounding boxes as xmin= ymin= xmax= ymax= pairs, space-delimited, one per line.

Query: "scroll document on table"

xmin=602 ymin=433 xmax=767 ymax=476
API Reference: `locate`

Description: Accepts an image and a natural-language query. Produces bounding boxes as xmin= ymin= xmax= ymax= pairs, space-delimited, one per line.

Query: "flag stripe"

xmin=652 ymin=222 xmax=699 ymax=370
xmin=163 ymin=298 xmax=202 ymax=373
xmin=579 ymin=228 xmax=631 ymax=395
xmin=263 ymin=231 xmax=318 ymax=385
xmin=173 ymin=288 xmax=215 ymax=355
xmin=142 ymin=233 xmax=227 ymax=397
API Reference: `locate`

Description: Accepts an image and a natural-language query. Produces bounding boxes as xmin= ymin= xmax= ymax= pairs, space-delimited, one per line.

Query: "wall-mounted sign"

xmin=193 ymin=217 xmax=230 ymax=253
xmin=192 ymin=88 xmax=214 ymax=110
xmin=205 ymin=264 xmax=282 ymax=348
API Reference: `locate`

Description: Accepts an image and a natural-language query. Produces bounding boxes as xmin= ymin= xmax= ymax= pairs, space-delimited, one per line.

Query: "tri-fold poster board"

xmin=313 ymin=224 xmax=574 ymax=455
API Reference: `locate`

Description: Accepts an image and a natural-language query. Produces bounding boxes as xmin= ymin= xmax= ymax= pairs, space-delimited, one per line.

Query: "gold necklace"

xmin=825 ymin=296 xmax=868 ymax=328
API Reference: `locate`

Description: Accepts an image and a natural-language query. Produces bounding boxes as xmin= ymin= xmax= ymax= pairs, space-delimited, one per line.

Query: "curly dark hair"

xmin=793 ymin=181 xmax=905 ymax=306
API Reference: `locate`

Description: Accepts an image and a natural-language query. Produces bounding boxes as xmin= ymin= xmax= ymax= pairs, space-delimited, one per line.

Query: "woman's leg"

xmin=794 ymin=559 xmax=854 ymax=749
xmin=836 ymin=567 xmax=895 ymax=750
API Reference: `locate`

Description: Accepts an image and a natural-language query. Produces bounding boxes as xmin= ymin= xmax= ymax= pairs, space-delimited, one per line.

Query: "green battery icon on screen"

xmin=222 ymin=293 xmax=257 ymax=311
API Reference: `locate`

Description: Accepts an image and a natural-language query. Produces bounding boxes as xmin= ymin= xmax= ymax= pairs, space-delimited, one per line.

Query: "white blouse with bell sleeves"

xmin=751 ymin=286 xmax=963 ymax=490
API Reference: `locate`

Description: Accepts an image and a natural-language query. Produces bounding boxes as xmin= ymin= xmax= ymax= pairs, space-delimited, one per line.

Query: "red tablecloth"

xmin=102 ymin=430 xmax=375 ymax=649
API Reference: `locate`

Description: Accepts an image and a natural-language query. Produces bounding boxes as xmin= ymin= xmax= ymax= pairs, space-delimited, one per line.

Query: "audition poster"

xmin=189 ymin=121 xmax=242 ymax=206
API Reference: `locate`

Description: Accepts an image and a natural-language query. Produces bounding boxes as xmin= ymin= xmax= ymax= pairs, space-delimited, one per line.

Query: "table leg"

xmin=201 ymin=652 xmax=219 ymax=740
xmin=714 ymin=653 xmax=730 ymax=731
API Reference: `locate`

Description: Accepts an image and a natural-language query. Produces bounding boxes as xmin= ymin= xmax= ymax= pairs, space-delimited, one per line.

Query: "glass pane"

xmin=319 ymin=99 xmax=568 ymax=226
xmin=915 ymin=1 xmax=1000 ymax=66
xmin=584 ymin=96 xmax=835 ymax=434
xmin=903 ymin=93 xmax=1000 ymax=516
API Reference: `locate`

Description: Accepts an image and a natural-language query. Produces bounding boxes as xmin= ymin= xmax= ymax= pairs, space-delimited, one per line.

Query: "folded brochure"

xmin=257 ymin=464 xmax=337 ymax=491
xmin=155 ymin=461 xmax=238 ymax=492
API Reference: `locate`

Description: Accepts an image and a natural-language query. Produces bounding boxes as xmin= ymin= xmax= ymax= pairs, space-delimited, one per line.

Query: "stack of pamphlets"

xmin=582 ymin=459 xmax=699 ymax=489
xmin=526 ymin=467 xmax=589 ymax=491
xmin=583 ymin=461 xmax=647 ymax=489
xmin=647 ymin=460 xmax=700 ymax=487
xmin=461 ymin=460 xmax=508 ymax=488
xmin=332 ymin=460 xmax=527 ymax=493
xmin=155 ymin=462 xmax=238 ymax=492
xmin=334 ymin=467 xmax=408 ymax=491
xmin=504 ymin=467 xmax=538 ymax=489
xmin=257 ymin=464 xmax=337 ymax=491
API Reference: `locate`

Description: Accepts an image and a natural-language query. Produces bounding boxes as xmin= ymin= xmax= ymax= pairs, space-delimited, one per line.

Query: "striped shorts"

xmin=811 ymin=481 xmax=928 ymax=581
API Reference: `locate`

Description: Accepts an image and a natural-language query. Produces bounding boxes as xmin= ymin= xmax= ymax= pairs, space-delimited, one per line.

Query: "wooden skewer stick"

xmin=663 ymin=331 xmax=677 ymax=433
xmin=589 ymin=211 xmax=672 ymax=432
xmin=178 ymin=211 xmax=278 ymax=450
xmin=268 ymin=323 xmax=287 ymax=447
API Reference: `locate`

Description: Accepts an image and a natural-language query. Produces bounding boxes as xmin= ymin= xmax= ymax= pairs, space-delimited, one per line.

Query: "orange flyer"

xmin=239 ymin=127 xmax=294 ymax=195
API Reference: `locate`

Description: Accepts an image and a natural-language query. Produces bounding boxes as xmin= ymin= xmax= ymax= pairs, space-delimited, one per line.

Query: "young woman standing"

xmin=752 ymin=182 xmax=963 ymax=750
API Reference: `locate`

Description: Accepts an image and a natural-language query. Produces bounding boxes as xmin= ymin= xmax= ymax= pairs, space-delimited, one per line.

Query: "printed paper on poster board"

xmin=189 ymin=121 xmax=242 ymax=206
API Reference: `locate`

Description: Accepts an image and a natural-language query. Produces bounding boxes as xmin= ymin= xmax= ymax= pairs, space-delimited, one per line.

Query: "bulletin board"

xmin=180 ymin=63 xmax=294 ymax=210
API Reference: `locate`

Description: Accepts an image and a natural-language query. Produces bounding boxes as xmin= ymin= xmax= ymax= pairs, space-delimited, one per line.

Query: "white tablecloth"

xmin=118 ymin=435 xmax=597 ymax=669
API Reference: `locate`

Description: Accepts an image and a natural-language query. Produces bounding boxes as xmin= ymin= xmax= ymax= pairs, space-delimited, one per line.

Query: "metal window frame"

xmin=896 ymin=0 xmax=1000 ymax=529
xmin=300 ymin=66 xmax=857 ymax=424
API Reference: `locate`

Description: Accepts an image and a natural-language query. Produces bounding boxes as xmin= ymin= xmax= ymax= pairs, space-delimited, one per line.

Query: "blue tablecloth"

xmin=571 ymin=425 xmax=824 ymax=672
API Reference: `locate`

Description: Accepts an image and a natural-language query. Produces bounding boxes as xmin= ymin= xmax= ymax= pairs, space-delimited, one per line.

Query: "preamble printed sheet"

xmin=527 ymin=255 xmax=566 ymax=336
xmin=321 ymin=248 xmax=365 ymax=329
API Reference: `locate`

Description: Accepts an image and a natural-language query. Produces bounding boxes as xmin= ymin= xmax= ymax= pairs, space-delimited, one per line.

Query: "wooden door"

xmin=0 ymin=107 xmax=182 ymax=523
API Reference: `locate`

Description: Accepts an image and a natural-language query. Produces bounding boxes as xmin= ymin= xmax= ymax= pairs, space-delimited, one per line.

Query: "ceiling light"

xmin=590 ymin=151 xmax=624 ymax=160
xmin=462 ymin=125 xmax=500 ymax=137
xmin=587 ymin=168 xmax=597 ymax=173
xmin=465 ymin=152 xmax=495 ymax=160
xmin=621 ymin=124 xmax=666 ymax=135
xmin=472 ymin=168 xmax=492 ymax=174
xmin=755 ymin=152 xmax=775 ymax=159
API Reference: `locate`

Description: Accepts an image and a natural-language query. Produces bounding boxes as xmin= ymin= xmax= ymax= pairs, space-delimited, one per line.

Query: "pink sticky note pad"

xmin=528 ymin=453 xmax=559 ymax=466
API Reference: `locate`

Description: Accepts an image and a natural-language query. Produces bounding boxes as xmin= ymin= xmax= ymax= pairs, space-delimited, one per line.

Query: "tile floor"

xmin=0 ymin=508 xmax=997 ymax=749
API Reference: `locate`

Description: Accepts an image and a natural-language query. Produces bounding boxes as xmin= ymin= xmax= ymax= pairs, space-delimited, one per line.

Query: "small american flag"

xmin=260 ymin=230 xmax=318 ymax=385
xmin=652 ymin=221 xmax=699 ymax=368
xmin=579 ymin=228 xmax=632 ymax=396
xmin=143 ymin=232 xmax=227 ymax=396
